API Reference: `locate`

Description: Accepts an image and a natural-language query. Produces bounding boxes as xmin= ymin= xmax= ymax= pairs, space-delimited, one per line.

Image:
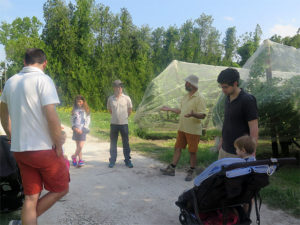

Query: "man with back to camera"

xmin=160 ymin=74 xmax=206 ymax=181
xmin=1 ymin=48 xmax=69 ymax=225
xmin=217 ymin=68 xmax=258 ymax=159
xmin=107 ymin=79 xmax=133 ymax=168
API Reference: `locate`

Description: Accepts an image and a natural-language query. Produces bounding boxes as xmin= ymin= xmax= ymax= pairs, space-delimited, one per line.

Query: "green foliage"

xmin=237 ymin=41 xmax=257 ymax=66
xmin=131 ymin=140 xmax=217 ymax=169
xmin=223 ymin=26 xmax=237 ymax=63
xmin=1 ymin=5 xmax=235 ymax=110
xmin=1 ymin=1 xmax=296 ymax=114
xmin=0 ymin=16 xmax=44 ymax=77
xmin=245 ymin=45 xmax=300 ymax=145
xmin=260 ymin=167 xmax=300 ymax=217
xmin=270 ymin=33 xmax=300 ymax=49
xmin=237 ymin=25 xmax=262 ymax=66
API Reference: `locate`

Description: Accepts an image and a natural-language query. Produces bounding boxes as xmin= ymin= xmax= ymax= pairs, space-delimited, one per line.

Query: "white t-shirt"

xmin=107 ymin=94 xmax=132 ymax=125
xmin=1 ymin=66 xmax=60 ymax=152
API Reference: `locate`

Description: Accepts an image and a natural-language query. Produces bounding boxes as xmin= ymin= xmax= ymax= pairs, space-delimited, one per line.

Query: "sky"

xmin=0 ymin=0 xmax=299 ymax=62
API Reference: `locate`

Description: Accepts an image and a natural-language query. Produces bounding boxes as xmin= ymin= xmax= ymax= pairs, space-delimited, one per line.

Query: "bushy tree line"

xmin=0 ymin=0 xmax=298 ymax=109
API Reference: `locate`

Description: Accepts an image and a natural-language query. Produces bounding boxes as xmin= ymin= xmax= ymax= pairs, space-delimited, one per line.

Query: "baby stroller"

xmin=0 ymin=135 xmax=24 ymax=213
xmin=175 ymin=157 xmax=297 ymax=225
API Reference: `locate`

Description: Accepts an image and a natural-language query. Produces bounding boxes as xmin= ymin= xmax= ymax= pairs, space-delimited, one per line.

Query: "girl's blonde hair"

xmin=72 ymin=95 xmax=90 ymax=115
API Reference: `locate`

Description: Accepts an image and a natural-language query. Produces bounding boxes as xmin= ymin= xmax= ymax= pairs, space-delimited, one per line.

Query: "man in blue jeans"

xmin=107 ymin=79 xmax=133 ymax=168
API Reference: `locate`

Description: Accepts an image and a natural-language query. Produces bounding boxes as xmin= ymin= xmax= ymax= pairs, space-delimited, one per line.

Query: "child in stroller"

xmin=175 ymin=135 xmax=296 ymax=225
xmin=0 ymin=135 xmax=24 ymax=213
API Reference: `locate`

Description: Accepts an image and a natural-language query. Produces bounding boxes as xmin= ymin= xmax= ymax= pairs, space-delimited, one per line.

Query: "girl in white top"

xmin=71 ymin=95 xmax=91 ymax=167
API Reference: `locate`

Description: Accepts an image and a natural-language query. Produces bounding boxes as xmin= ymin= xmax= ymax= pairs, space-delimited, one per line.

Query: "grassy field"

xmin=255 ymin=140 xmax=300 ymax=217
xmin=57 ymin=108 xmax=300 ymax=218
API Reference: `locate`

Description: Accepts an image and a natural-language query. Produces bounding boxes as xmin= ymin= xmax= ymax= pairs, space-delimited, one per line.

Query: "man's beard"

xmin=185 ymin=85 xmax=192 ymax=92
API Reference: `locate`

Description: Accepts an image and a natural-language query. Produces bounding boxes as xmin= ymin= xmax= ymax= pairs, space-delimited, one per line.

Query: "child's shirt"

xmin=71 ymin=108 xmax=91 ymax=131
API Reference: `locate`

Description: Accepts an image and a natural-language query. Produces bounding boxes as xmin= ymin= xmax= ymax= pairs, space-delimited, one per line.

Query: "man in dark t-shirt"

xmin=217 ymin=68 xmax=258 ymax=159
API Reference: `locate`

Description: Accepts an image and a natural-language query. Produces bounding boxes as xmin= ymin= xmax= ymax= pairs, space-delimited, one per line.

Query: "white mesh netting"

xmin=134 ymin=60 xmax=240 ymax=132
xmin=135 ymin=40 xmax=300 ymax=140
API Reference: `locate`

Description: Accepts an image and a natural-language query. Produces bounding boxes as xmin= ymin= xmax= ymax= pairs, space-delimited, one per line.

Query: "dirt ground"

xmin=1 ymin=125 xmax=299 ymax=225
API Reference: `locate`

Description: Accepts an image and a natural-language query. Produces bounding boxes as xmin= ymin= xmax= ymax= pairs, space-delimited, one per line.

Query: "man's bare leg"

xmin=172 ymin=148 xmax=182 ymax=165
xmin=189 ymin=152 xmax=197 ymax=168
xmin=37 ymin=189 xmax=69 ymax=216
xmin=22 ymin=189 xmax=68 ymax=225
xmin=21 ymin=194 xmax=39 ymax=225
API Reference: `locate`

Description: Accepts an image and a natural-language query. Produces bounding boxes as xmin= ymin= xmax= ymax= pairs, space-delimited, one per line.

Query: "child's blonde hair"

xmin=234 ymin=135 xmax=256 ymax=154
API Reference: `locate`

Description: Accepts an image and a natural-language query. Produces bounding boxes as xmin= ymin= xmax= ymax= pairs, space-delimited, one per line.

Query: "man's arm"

xmin=217 ymin=137 xmax=223 ymax=151
xmin=160 ymin=106 xmax=181 ymax=114
xmin=43 ymin=104 xmax=62 ymax=156
xmin=128 ymin=108 xmax=132 ymax=117
xmin=185 ymin=96 xmax=206 ymax=119
xmin=0 ymin=102 xmax=11 ymax=139
xmin=107 ymin=98 xmax=112 ymax=114
xmin=248 ymin=119 xmax=259 ymax=144
xmin=184 ymin=110 xmax=206 ymax=119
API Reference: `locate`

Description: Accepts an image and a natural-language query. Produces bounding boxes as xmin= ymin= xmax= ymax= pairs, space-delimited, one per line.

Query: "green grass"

xmin=130 ymin=138 xmax=217 ymax=170
xmin=57 ymin=108 xmax=300 ymax=218
xmin=260 ymin=167 xmax=300 ymax=217
xmin=255 ymin=142 xmax=300 ymax=218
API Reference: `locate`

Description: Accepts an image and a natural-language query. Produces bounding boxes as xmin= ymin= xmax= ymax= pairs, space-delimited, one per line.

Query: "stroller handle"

xmin=223 ymin=157 xmax=297 ymax=171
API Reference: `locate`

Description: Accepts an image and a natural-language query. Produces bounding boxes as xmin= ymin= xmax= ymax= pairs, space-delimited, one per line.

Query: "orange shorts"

xmin=13 ymin=149 xmax=70 ymax=195
xmin=175 ymin=130 xmax=200 ymax=153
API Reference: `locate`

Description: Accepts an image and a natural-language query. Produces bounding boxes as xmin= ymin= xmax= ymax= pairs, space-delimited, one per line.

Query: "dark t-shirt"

xmin=222 ymin=89 xmax=258 ymax=154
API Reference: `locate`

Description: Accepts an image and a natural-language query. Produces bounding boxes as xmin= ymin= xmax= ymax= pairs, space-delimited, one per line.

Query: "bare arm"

xmin=0 ymin=102 xmax=11 ymax=139
xmin=160 ymin=106 xmax=181 ymax=114
xmin=248 ymin=119 xmax=259 ymax=144
xmin=43 ymin=104 xmax=62 ymax=156
xmin=184 ymin=110 xmax=206 ymax=119
xmin=217 ymin=137 xmax=223 ymax=151
xmin=128 ymin=108 xmax=132 ymax=117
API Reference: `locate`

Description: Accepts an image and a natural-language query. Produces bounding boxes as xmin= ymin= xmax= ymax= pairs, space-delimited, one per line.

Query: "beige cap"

xmin=113 ymin=79 xmax=123 ymax=87
xmin=184 ymin=74 xmax=199 ymax=88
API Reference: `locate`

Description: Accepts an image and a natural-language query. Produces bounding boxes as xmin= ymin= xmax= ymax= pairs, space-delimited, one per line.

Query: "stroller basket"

xmin=176 ymin=157 xmax=297 ymax=225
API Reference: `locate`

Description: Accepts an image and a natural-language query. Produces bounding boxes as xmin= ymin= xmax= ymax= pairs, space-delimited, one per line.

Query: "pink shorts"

xmin=14 ymin=149 xmax=70 ymax=195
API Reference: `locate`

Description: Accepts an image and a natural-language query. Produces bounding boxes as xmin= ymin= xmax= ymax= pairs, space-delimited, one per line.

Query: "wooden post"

xmin=264 ymin=40 xmax=280 ymax=156
xmin=264 ymin=40 xmax=272 ymax=83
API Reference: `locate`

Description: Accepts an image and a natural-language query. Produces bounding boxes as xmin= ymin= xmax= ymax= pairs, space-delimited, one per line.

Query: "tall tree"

xmin=237 ymin=24 xmax=262 ymax=66
xmin=72 ymin=0 xmax=94 ymax=57
xmin=178 ymin=20 xmax=195 ymax=62
xmin=42 ymin=0 xmax=78 ymax=104
xmin=254 ymin=24 xmax=262 ymax=48
xmin=0 ymin=16 xmax=44 ymax=76
xmin=223 ymin=26 xmax=237 ymax=63
xmin=162 ymin=26 xmax=179 ymax=65
xmin=150 ymin=27 xmax=165 ymax=75
xmin=193 ymin=13 xmax=221 ymax=64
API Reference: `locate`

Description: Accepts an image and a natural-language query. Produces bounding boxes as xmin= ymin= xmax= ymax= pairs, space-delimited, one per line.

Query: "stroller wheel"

xmin=179 ymin=212 xmax=187 ymax=225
